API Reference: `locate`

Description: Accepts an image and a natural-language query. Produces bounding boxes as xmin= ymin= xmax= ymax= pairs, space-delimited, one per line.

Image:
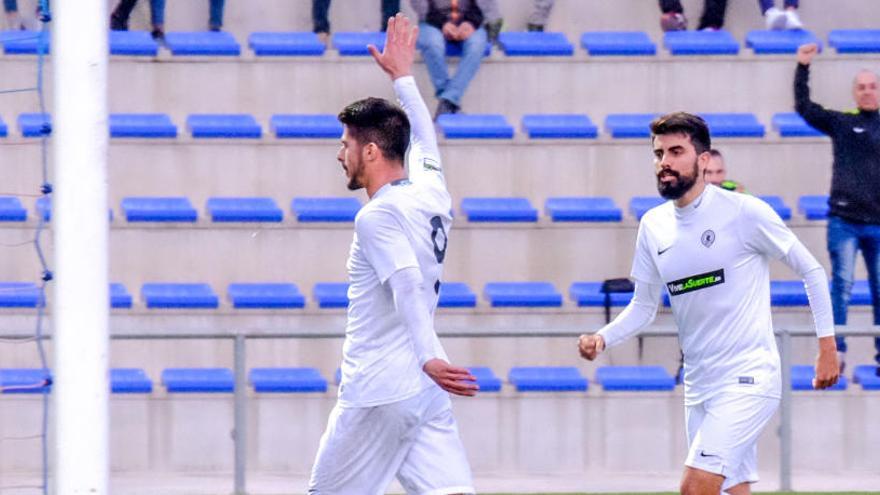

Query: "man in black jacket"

xmin=410 ymin=0 xmax=496 ymax=118
xmin=795 ymin=42 xmax=880 ymax=370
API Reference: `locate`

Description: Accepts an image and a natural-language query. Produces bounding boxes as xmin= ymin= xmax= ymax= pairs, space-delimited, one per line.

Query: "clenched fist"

xmin=578 ymin=334 xmax=605 ymax=361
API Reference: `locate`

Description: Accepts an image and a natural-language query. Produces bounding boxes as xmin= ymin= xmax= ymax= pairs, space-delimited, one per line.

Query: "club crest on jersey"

xmin=701 ymin=230 xmax=716 ymax=248
xmin=667 ymin=269 xmax=725 ymax=296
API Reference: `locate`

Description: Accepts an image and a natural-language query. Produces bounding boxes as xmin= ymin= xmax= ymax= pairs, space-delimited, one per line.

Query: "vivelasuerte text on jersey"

xmin=630 ymin=185 xmax=795 ymax=405
xmin=338 ymin=76 xmax=451 ymax=408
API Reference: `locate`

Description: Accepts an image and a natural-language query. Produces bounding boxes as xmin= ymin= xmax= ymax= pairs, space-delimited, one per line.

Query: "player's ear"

xmin=362 ymin=142 xmax=379 ymax=162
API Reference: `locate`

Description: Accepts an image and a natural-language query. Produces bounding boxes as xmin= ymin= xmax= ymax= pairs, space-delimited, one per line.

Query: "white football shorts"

xmin=308 ymin=384 xmax=474 ymax=495
xmin=685 ymin=392 xmax=779 ymax=491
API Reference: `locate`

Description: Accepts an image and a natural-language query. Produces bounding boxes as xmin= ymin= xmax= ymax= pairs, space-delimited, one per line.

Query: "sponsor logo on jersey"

xmin=423 ymin=157 xmax=442 ymax=172
xmin=666 ymin=269 xmax=724 ymax=296
xmin=738 ymin=376 xmax=755 ymax=384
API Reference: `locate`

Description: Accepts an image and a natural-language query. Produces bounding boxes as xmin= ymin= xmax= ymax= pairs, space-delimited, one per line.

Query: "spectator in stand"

xmin=704 ymin=149 xmax=746 ymax=193
xmin=795 ymin=43 xmax=880 ymax=373
xmin=312 ymin=0 xmax=402 ymax=44
xmin=110 ymin=0 xmax=226 ymax=40
xmin=410 ymin=0 xmax=497 ymax=119
xmin=658 ymin=0 xmax=727 ymax=32
xmin=527 ymin=0 xmax=554 ymax=32
xmin=4 ymin=0 xmax=24 ymax=30
xmin=759 ymin=0 xmax=803 ymax=30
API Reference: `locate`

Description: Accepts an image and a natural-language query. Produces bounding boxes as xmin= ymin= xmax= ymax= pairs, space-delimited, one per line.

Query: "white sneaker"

xmin=784 ymin=9 xmax=803 ymax=30
xmin=764 ymin=7 xmax=787 ymax=30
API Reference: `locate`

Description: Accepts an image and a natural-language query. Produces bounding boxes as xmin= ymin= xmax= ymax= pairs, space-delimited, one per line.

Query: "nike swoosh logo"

xmin=699 ymin=451 xmax=718 ymax=458
xmin=658 ymin=246 xmax=672 ymax=255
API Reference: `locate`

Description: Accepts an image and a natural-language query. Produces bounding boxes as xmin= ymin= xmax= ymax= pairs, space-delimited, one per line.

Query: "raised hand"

xmin=423 ymin=358 xmax=479 ymax=397
xmin=368 ymin=13 xmax=418 ymax=80
xmin=797 ymin=43 xmax=818 ymax=65
xmin=578 ymin=334 xmax=605 ymax=361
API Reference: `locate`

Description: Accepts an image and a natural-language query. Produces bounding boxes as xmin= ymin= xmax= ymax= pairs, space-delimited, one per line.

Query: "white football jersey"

xmin=338 ymin=76 xmax=451 ymax=408
xmin=633 ymin=185 xmax=796 ymax=405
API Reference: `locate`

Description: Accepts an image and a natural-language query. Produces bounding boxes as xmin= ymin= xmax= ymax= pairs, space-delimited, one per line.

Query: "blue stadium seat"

xmin=700 ymin=113 xmax=765 ymax=138
xmin=595 ymin=366 xmax=676 ymax=391
xmin=249 ymin=367 xmax=327 ymax=392
xmin=461 ymin=197 xmax=538 ymax=222
xmin=0 ymin=197 xmax=27 ymax=221
xmin=291 ymin=197 xmax=361 ymax=222
xmin=521 ymin=114 xmax=598 ymax=139
xmin=332 ymin=32 xmax=384 ymax=56
xmin=227 ymin=283 xmax=305 ymax=309
xmin=509 ymin=366 xmax=588 ymax=392
xmin=468 ymin=367 xmax=502 ymax=392
xmin=0 ymin=30 xmax=48 ymax=55
xmin=109 ymin=31 xmax=159 ymax=56
xmin=497 ymin=32 xmax=573 ymax=56
xmin=438 ymin=282 xmax=477 ymax=308
xmin=436 ymin=114 xmax=515 ymax=139
xmin=141 ymin=283 xmax=219 ymax=309
xmin=206 ymin=197 xmax=283 ymax=222
xmin=0 ymin=115 xmax=7 ymax=137
xmin=853 ymin=365 xmax=880 ymax=390
xmin=745 ymin=30 xmax=821 ymax=54
xmin=165 ymin=31 xmax=241 ymax=56
xmin=0 ymin=282 xmax=40 ymax=307
xmin=270 ymin=114 xmax=342 ymax=138
xmin=0 ymin=368 xmax=51 ymax=394
xmin=313 ymin=283 xmax=349 ymax=309
xmin=770 ymin=280 xmax=807 ymax=306
xmin=162 ymin=368 xmax=234 ymax=393
xmin=111 ymin=368 xmax=153 ymax=393
xmin=18 ymin=113 xmax=51 ymax=137
xmin=629 ymin=196 xmax=666 ymax=220
xmin=791 ymin=365 xmax=847 ymax=391
xmin=569 ymin=282 xmax=633 ymax=307
xmin=828 ymin=29 xmax=880 ymax=54
xmin=850 ymin=280 xmax=872 ymax=305
xmin=111 ymin=283 xmax=133 ymax=309
xmin=187 ymin=114 xmax=261 ymax=139
xmin=580 ymin=31 xmax=656 ymax=56
xmin=121 ymin=197 xmax=197 ymax=222
xmin=772 ymin=112 xmax=823 ymax=137
xmin=110 ymin=113 xmax=177 ymax=138
xmin=604 ymin=113 xmax=658 ymax=139
xmin=545 ymin=197 xmax=622 ymax=222
xmin=484 ymin=282 xmax=562 ymax=307
xmin=758 ymin=195 xmax=792 ymax=220
xmin=248 ymin=32 xmax=326 ymax=56
xmin=664 ymin=30 xmax=739 ymax=55
xmin=798 ymin=195 xmax=829 ymax=220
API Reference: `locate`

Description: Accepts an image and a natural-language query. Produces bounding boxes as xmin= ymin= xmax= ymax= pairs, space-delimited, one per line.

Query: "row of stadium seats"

xmin=0 ymin=112 xmax=826 ymax=139
xmin=0 ymin=195 xmax=833 ymax=223
xmin=3 ymin=29 xmax=879 ymax=57
xmin=2 ymin=365 xmax=877 ymax=394
xmin=0 ymin=280 xmax=872 ymax=309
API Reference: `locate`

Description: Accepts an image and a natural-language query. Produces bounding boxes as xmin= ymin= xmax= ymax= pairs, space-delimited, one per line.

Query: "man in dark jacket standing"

xmin=795 ymin=43 xmax=880 ymax=370
xmin=410 ymin=0 xmax=494 ymax=118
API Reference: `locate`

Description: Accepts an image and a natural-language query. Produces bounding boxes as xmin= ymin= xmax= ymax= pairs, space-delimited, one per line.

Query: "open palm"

xmin=368 ymin=13 xmax=418 ymax=80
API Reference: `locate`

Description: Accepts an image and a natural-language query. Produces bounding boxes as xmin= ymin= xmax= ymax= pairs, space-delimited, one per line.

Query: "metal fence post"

xmin=779 ymin=327 xmax=792 ymax=492
xmin=234 ymin=334 xmax=247 ymax=495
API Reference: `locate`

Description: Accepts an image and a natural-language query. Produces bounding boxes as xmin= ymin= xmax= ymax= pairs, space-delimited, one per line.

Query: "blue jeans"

xmin=4 ymin=0 xmax=16 ymax=12
xmin=416 ymin=22 xmax=487 ymax=107
xmin=111 ymin=0 xmax=165 ymax=27
xmin=209 ymin=0 xmax=224 ymax=29
xmin=828 ymin=215 xmax=880 ymax=363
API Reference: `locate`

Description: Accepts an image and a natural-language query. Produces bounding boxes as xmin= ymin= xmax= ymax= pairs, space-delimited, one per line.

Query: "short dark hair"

xmin=338 ymin=97 xmax=410 ymax=163
xmin=650 ymin=112 xmax=711 ymax=155
xmin=708 ymin=148 xmax=723 ymax=158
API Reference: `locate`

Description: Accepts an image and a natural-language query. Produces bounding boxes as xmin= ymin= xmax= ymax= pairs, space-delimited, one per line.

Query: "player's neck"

xmin=366 ymin=164 xmax=407 ymax=199
xmin=674 ymin=180 xmax=707 ymax=208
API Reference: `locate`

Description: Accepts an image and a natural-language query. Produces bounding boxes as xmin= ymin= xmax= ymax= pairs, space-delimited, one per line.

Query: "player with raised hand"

xmin=308 ymin=13 xmax=476 ymax=495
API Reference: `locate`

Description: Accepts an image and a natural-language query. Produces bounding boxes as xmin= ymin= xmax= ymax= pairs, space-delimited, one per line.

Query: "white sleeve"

xmin=781 ymin=240 xmax=835 ymax=338
xmin=741 ymin=197 xmax=797 ymax=260
xmin=597 ymin=281 xmax=663 ymax=348
xmin=387 ymin=266 xmax=439 ymax=367
xmin=356 ymin=209 xmax=419 ymax=284
xmin=393 ymin=75 xmax=445 ymax=187
xmin=631 ymin=220 xmax=664 ymax=285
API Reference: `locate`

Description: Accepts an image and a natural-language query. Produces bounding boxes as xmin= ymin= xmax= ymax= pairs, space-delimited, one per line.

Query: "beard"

xmin=656 ymin=158 xmax=699 ymax=200
xmin=343 ymin=161 xmax=364 ymax=191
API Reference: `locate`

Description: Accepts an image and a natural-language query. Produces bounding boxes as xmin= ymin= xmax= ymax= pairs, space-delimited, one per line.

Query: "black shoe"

xmin=209 ymin=25 xmax=222 ymax=32
xmin=527 ymin=23 xmax=544 ymax=32
xmin=109 ymin=12 xmax=128 ymax=31
xmin=434 ymin=99 xmax=459 ymax=120
xmin=151 ymin=28 xmax=165 ymax=42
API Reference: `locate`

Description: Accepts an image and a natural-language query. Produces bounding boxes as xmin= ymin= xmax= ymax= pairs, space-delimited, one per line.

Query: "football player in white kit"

xmin=578 ymin=112 xmax=840 ymax=495
xmin=308 ymin=14 xmax=477 ymax=495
